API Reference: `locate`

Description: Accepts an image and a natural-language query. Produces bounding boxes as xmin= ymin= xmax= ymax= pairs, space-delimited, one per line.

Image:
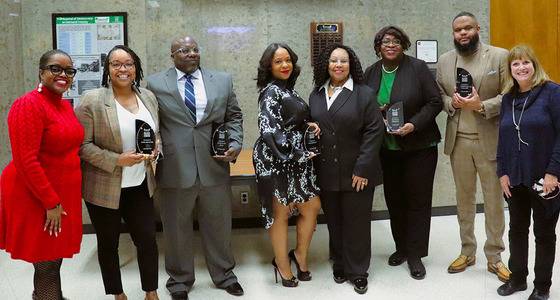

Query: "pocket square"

xmin=487 ymin=70 xmax=496 ymax=75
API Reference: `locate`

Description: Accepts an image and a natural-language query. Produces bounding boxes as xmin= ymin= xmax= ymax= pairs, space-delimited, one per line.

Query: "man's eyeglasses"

xmin=109 ymin=61 xmax=135 ymax=70
xmin=172 ymin=47 xmax=201 ymax=55
xmin=43 ymin=65 xmax=78 ymax=77
xmin=381 ymin=39 xmax=401 ymax=46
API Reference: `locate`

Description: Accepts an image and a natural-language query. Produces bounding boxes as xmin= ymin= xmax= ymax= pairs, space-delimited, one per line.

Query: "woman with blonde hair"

xmin=496 ymin=44 xmax=560 ymax=300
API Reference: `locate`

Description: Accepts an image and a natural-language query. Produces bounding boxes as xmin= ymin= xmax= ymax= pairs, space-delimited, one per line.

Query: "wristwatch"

xmin=477 ymin=102 xmax=485 ymax=115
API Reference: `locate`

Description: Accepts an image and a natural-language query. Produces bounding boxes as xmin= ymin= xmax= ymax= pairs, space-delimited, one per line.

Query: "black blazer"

xmin=309 ymin=83 xmax=384 ymax=192
xmin=364 ymin=55 xmax=443 ymax=151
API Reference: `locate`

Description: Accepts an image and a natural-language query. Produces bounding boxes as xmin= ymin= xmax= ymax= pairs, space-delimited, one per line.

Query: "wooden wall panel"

xmin=490 ymin=0 xmax=559 ymax=82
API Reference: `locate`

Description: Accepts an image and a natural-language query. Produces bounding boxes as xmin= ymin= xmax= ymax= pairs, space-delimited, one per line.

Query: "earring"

xmin=38 ymin=82 xmax=43 ymax=93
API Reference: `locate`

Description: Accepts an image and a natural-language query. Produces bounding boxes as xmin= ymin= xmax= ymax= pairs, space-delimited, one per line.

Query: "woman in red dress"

xmin=0 ymin=49 xmax=84 ymax=300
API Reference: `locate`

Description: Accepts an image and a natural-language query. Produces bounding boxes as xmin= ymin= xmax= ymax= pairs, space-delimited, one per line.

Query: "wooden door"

xmin=490 ymin=0 xmax=559 ymax=82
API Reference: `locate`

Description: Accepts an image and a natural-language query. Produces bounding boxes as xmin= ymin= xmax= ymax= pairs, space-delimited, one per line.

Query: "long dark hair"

xmin=312 ymin=43 xmax=364 ymax=90
xmin=101 ymin=45 xmax=143 ymax=88
xmin=38 ymin=49 xmax=71 ymax=81
xmin=256 ymin=42 xmax=301 ymax=90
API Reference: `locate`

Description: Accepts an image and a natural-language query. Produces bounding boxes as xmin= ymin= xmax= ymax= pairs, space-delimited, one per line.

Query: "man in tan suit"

xmin=437 ymin=11 xmax=510 ymax=281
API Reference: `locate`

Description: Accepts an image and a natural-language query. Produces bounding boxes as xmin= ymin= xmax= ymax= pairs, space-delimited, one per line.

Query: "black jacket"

xmin=364 ymin=55 xmax=443 ymax=151
xmin=309 ymin=83 xmax=384 ymax=191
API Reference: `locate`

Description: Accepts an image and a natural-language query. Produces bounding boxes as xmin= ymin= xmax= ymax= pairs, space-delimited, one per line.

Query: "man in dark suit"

xmin=146 ymin=35 xmax=244 ymax=300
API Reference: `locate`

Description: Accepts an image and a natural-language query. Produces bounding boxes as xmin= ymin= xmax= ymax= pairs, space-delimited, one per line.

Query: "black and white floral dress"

xmin=253 ymin=81 xmax=320 ymax=228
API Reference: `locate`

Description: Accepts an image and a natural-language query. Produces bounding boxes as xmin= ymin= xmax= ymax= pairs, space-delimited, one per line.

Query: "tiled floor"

xmin=1 ymin=213 xmax=558 ymax=300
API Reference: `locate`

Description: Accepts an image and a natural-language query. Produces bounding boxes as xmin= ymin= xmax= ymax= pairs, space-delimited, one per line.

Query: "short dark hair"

xmin=256 ymin=42 xmax=301 ymax=90
xmin=373 ymin=25 xmax=411 ymax=58
xmin=102 ymin=45 xmax=143 ymax=88
xmin=452 ymin=11 xmax=477 ymax=25
xmin=312 ymin=43 xmax=364 ymax=90
xmin=39 ymin=49 xmax=71 ymax=81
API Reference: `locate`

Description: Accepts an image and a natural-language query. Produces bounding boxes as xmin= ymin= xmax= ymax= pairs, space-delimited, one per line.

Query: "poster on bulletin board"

xmin=52 ymin=12 xmax=128 ymax=106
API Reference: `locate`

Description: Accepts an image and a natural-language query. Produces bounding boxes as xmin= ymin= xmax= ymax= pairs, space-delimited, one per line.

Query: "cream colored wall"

xmin=0 ymin=1 xmax=24 ymax=171
xmin=0 ymin=0 xmax=492 ymax=219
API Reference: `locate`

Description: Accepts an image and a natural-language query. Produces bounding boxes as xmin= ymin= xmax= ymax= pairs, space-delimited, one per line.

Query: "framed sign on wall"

xmin=52 ymin=12 xmax=128 ymax=105
xmin=310 ymin=22 xmax=343 ymax=66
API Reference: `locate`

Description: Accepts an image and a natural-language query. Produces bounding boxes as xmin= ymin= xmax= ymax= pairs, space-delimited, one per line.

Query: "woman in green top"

xmin=363 ymin=25 xmax=443 ymax=280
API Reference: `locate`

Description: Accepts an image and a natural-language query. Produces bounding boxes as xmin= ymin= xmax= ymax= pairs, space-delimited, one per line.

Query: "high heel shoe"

xmin=288 ymin=249 xmax=312 ymax=281
xmin=272 ymin=258 xmax=298 ymax=287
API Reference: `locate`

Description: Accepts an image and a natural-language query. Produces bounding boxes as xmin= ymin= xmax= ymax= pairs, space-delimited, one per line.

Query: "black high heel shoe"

xmin=288 ymin=249 xmax=312 ymax=281
xmin=272 ymin=258 xmax=299 ymax=287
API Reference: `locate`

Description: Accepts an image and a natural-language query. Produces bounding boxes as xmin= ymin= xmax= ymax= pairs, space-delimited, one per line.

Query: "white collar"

xmin=176 ymin=68 xmax=201 ymax=81
xmin=320 ymin=76 xmax=354 ymax=92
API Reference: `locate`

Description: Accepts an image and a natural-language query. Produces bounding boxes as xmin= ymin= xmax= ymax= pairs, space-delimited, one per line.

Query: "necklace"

xmin=382 ymin=64 xmax=399 ymax=74
xmin=329 ymin=84 xmax=343 ymax=92
xmin=512 ymin=91 xmax=531 ymax=150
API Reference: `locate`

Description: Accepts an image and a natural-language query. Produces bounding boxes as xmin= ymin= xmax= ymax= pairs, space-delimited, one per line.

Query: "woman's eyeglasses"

xmin=109 ymin=61 xmax=135 ymax=70
xmin=43 ymin=65 xmax=78 ymax=77
xmin=381 ymin=39 xmax=401 ymax=46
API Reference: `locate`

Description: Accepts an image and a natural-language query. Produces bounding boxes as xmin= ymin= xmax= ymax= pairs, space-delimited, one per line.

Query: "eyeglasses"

xmin=43 ymin=65 xmax=78 ymax=77
xmin=109 ymin=60 xmax=135 ymax=70
xmin=329 ymin=57 xmax=350 ymax=64
xmin=381 ymin=39 xmax=401 ymax=46
xmin=172 ymin=47 xmax=202 ymax=55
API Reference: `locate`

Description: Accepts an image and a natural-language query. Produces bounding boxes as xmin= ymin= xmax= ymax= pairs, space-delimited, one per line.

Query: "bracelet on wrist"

xmin=49 ymin=203 xmax=61 ymax=210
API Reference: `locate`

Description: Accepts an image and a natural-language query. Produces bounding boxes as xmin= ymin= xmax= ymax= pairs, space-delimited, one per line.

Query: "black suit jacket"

xmin=309 ymin=83 xmax=384 ymax=192
xmin=364 ymin=55 xmax=443 ymax=151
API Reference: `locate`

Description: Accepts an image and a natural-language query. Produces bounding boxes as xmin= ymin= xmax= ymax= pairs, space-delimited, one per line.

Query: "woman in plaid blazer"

xmin=75 ymin=45 xmax=160 ymax=300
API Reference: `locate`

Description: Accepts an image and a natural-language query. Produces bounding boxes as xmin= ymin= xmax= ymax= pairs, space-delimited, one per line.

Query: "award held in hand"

xmin=304 ymin=125 xmax=321 ymax=155
xmin=211 ymin=123 xmax=229 ymax=156
xmin=456 ymin=67 xmax=473 ymax=97
xmin=136 ymin=119 xmax=156 ymax=155
xmin=386 ymin=102 xmax=404 ymax=132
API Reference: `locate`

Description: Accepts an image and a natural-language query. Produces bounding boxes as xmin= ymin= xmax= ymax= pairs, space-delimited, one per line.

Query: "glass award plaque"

xmin=304 ymin=125 xmax=321 ymax=155
xmin=386 ymin=102 xmax=404 ymax=132
xmin=456 ymin=67 xmax=473 ymax=97
xmin=136 ymin=119 xmax=156 ymax=155
xmin=211 ymin=123 xmax=229 ymax=156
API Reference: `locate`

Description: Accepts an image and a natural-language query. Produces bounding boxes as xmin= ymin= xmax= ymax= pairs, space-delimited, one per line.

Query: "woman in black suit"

xmin=309 ymin=43 xmax=384 ymax=295
xmin=363 ymin=26 xmax=443 ymax=280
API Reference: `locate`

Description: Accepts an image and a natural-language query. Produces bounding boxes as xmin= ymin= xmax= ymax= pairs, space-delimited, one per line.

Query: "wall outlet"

xmin=240 ymin=192 xmax=249 ymax=204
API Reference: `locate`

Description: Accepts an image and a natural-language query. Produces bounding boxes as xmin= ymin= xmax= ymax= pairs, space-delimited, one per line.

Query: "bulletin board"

xmin=51 ymin=12 xmax=128 ymax=105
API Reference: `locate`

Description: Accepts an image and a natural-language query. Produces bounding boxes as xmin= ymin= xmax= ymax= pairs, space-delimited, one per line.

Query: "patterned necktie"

xmin=184 ymin=74 xmax=196 ymax=121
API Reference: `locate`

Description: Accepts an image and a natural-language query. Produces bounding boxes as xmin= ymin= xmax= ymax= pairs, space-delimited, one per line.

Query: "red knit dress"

xmin=0 ymin=85 xmax=84 ymax=263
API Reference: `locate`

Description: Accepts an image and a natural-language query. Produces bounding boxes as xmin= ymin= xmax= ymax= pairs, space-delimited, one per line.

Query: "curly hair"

xmin=312 ymin=43 xmax=364 ymax=90
xmin=373 ymin=26 xmax=411 ymax=58
xmin=256 ymin=42 xmax=301 ymax=90
xmin=102 ymin=45 xmax=143 ymax=88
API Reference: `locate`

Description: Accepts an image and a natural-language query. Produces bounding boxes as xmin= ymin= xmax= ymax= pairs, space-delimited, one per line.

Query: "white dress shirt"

xmin=320 ymin=76 xmax=354 ymax=110
xmin=176 ymin=68 xmax=208 ymax=123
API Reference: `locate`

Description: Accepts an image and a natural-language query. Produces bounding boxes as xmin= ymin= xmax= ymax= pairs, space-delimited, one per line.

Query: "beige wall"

xmin=0 ymin=0 xmax=492 ymax=219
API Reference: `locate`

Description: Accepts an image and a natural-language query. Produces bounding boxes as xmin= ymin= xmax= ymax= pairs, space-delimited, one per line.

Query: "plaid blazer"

xmin=75 ymin=85 xmax=159 ymax=209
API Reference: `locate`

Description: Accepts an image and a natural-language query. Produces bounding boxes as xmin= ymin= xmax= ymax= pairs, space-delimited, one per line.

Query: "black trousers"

xmin=86 ymin=180 xmax=159 ymax=294
xmin=321 ymin=188 xmax=374 ymax=280
xmin=380 ymin=146 xmax=437 ymax=258
xmin=507 ymin=185 xmax=560 ymax=292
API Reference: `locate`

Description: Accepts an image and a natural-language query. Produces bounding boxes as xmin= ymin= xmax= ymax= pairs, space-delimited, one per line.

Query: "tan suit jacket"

xmin=76 ymin=85 xmax=159 ymax=209
xmin=437 ymin=43 xmax=508 ymax=160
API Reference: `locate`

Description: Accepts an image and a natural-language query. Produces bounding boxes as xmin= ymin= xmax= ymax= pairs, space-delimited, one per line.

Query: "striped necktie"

xmin=184 ymin=74 xmax=196 ymax=121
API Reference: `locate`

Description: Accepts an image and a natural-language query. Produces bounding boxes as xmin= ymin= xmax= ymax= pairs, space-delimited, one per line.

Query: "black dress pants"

xmin=380 ymin=146 xmax=437 ymax=258
xmin=321 ymin=188 xmax=374 ymax=280
xmin=86 ymin=180 xmax=159 ymax=294
xmin=507 ymin=185 xmax=560 ymax=292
